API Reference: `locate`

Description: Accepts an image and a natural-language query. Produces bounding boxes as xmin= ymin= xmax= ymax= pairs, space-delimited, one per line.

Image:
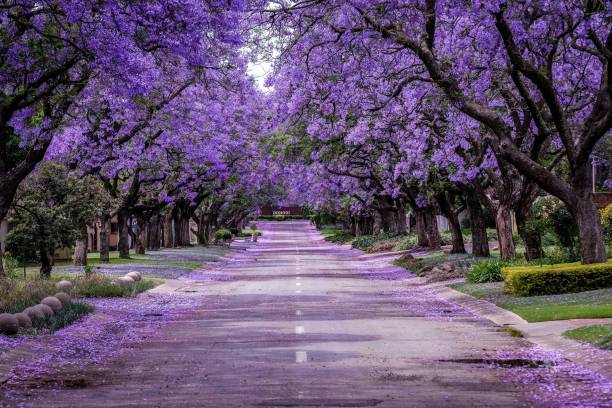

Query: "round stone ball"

xmin=36 ymin=303 xmax=55 ymax=319
xmin=126 ymin=272 xmax=142 ymax=282
xmin=13 ymin=313 xmax=32 ymax=329
xmin=23 ymin=306 xmax=45 ymax=322
xmin=54 ymin=292 xmax=72 ymax=306
xmin=41 ymin=296 xmax=63 ymax=312
xmin=55 ymin=280 xmax=73 ymax=292
xmin=116 ymin=276 xmax=135 ymax=288
xmin=0 ymin=313 xmax=19 ymax=335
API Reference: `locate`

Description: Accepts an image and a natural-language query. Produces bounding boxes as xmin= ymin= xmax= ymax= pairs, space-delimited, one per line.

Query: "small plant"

xmin=214 ymin=229 xmax=232 ymax=242
xmin=2 ymin=255 xmax=21 ymax=279
xmin=466 ymin=259 xmax=509 ymax=283
xmin=84 ymin=265 xmax=94 ymax=276
xmin=393 ymin=235 xmax=418 ymax=251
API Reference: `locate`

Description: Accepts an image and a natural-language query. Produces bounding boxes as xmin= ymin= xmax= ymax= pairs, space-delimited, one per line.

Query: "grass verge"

xmin=563 ymin=324 xmax=612 ymax=350
xmin=449 ymin=282 xmax=612 ymax=322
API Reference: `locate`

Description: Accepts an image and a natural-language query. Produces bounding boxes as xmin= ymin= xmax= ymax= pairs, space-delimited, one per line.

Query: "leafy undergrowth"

xmin=450 ymin=283 xmax=612 ymax=322
xmin=563 ymin=324 xmax=612 ymax=350
xmin=70 ymin=275 xmax=163 ymax=298
xmin=321 ymin=229 xmax=354 ymax=244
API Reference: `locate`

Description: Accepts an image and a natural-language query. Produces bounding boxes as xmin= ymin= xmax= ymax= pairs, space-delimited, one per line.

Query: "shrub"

xmin=351 ymin=231 xmax=398 ymax=250
xmin=502 ymin=261 xmax=612 ymax=297
xmin=84 ymin=265 xmax=94 ymax=276
xmin=466 ymin=259 xmax=509 ymax=283
xmin=601 ymin=204 xmax=612 ymax=243
xmin=2 ymin=255 xmax=21 ymax=279
xmin=351 ymin=235 xmax=378 ymax=250
xmin=324 ymin=230 xmax=354 ymax=244
xmin=214 ymin=229 xmax=232 ymax=241
xmin=531 ymin=197 xmax=579 ymax=255
xmin=392 ymin=235 xmax=418 ymax=251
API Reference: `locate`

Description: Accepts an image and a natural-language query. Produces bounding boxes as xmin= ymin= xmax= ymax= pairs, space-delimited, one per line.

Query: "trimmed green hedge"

xmin=502 ymin=261 xmax=612 ymax=297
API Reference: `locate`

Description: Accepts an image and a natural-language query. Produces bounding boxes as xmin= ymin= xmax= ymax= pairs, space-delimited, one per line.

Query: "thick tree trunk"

xmin=380 ymin=208 xmax=398 ymax=234
xmin=495 ymin=205 xmax=516 ymax=260
xmin=467 ymin=194 xmax=490 ymax=257
xmin=135 ymin=217 xmax=146 ymax=255
xmin=396 ymin=207 xmax=408 ymax=235
xmin=73 ymin=225 xmax=88 ymax=266
xmin=415 ymin=210 xmax=429 ymax=247
xmin=99 ymin=214 xmax=111 ymax=263
xmin=372 ymin=211 xmax=382 ymax=235
xmin=148 ymin=214 xmax=161 ymax=250
xmin=573 ymin=194 xmax=607 ymax=263
xmin=117 ymin=208 xmax=130 ymax=259
xmin=515 ymin=207 xmax=542 ymax=261
xmin=163 ymin=213 xmax=174 ymax=248
xmin=424 ymin=210 xmax=441 ymax=248
xmin=447 ymin=214 xmax=465 ymax=254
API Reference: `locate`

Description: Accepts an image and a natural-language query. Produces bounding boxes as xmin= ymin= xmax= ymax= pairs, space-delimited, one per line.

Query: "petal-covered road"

xmin=1 ymin=221 xmax=610 ymax=407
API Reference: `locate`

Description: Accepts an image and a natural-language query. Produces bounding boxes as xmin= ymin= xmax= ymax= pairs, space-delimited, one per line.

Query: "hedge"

xmin=502 ymin=261 xmax=612 ymax=297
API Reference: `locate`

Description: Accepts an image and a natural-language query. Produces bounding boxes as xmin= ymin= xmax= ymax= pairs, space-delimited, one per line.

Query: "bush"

xmin=2 ymin=255 xmax=21 ymax=279
xmin=214 ymin=229 xmax=232 ymax=241
xmin=531 ymin=197 xmax=579 ymax=255
xmin=392 ymin=235 xmax=418 ymax=251
xmin=502 ymin=261 xmax=612 ymax=297
xmin=601 ymin=204 xmax=612 ymax=243
xmin=71 ymin=274 xmax=161 ymax=298
xmin=351 ymin=231 xmax=399 ymax=250
xmin=324 ymin=230 xmax=354 ymax=244
xmin=466 ymin=259 xmax=509 ymax=283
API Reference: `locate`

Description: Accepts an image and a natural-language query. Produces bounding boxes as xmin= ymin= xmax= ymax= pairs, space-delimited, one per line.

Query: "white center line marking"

xmin=296 ymin=351 xmax=307 ymax=363
xmin=296 ymin=276 xmax=301 ymax=280
xmin=295 ymin=326 xmax=305 ymax=334
xmin=295 ymin=290 xmax=301 ymax=294
xmin=296 ymin=282 xmax=301 ymax=286
xmin=296 ymin=310 xmax=302 ymax=316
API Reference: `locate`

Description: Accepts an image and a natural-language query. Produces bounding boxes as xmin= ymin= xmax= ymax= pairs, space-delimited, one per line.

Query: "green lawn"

xmin=563 ymin=324 xmax=612 ymax=350
xmin=449 ymin=282 xmax=612 ymax=322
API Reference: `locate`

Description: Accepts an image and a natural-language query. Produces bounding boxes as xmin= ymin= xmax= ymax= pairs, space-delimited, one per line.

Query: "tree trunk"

xmin=396 ymin=205 xmax=407 ymax=236
xmin=436 ymin=194 xmax=465 ymax=254
xmin=163 ymin=213 xmax=174 ymax=248
xmin=40 ymin=247 xmax=53 ymax=279
xmin=515 ymin=206 xmax=542 ymax=261
xmin=117 ymin=208 xmax=130 ymax=259
xmin=372 ymin=211 xmax=382 ymax=235
xmin=496 ymin=205 xmax=516 ymax=260
xmin=424 ymin=210 xmax=441 ymax=248
xmin=148 ymin=214 xmax=161 ymax=250
xmin=73 ymin=225 xmax=88 ymax=266
xmin=467 ymin=194 xmax=490 ymax=257
xmin=135 ymin=217 xmax=146 ymax=255
xmin=573 ymin=193 xmax=607 ymax=263
xmin=447 ymin=214 xmax=465 ymax=254
xmin=415 ymin=210 xmax=429 ymax=247
xmin=99 ymin=214 xmax=111 ymax=263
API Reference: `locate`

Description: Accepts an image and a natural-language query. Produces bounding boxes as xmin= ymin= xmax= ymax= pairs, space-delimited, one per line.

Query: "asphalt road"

xmin=10 ymin=221 xmax=532 ymax=407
